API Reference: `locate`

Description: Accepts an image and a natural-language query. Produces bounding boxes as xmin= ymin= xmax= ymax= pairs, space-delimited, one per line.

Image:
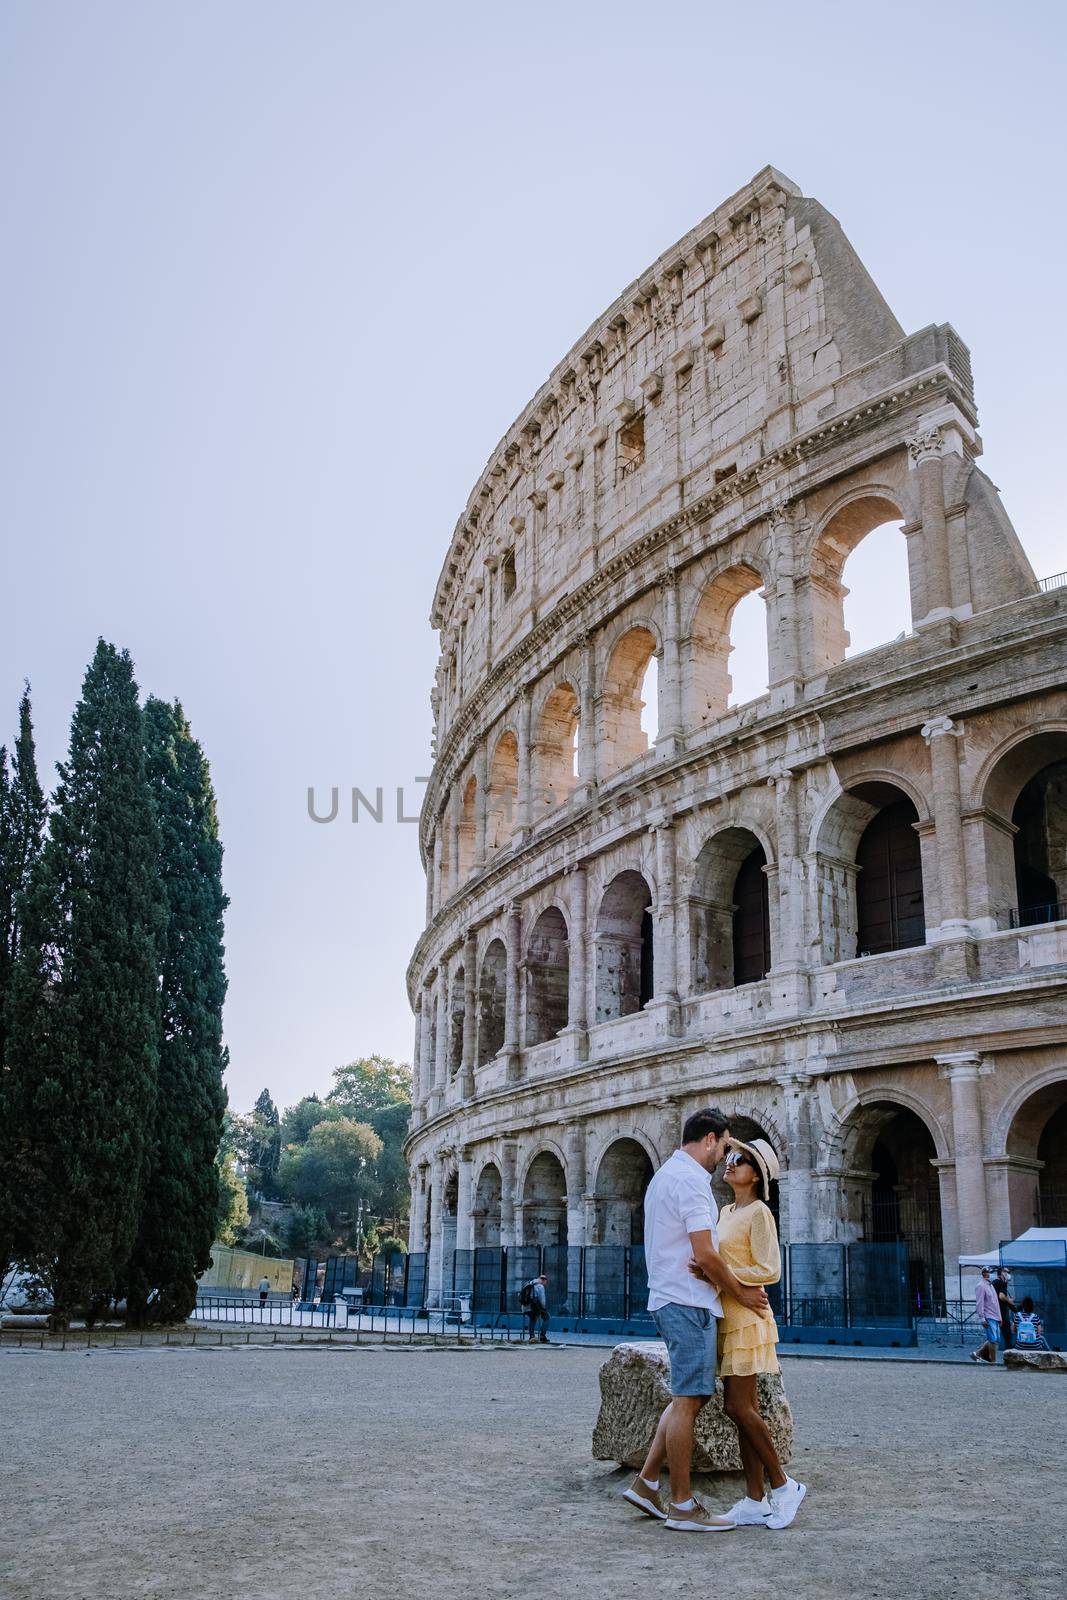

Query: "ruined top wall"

xmin=428 ymin=166 xmax=1024 ymax=737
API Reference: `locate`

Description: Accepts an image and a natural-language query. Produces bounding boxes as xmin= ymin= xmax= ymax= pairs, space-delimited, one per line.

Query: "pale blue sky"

xmin=3 ymin=2 xmax=1064 ymax=1114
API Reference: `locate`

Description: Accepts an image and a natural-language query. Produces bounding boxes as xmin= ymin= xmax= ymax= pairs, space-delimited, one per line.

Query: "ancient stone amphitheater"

xmin=405 ymin=167 xmax=1066 ymax=1317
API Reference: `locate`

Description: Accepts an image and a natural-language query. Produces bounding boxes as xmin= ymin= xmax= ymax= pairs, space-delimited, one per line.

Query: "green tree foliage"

xmin=326 ymin=1055 xmax=411 ymax=1120
xmin=124 ymin=699 xmax=228 ymax=1324
xmin=216 ymin=1151 xmax=249 ymax=1245
xmin=278 ymin=1117 xmax=381 ymax=1227
xmin=369 ymin=1100 xmax=412 ymax=1230
xmin=0 ymin=686 xmax=48 ymax=1269
xmin=280 ymin=1094 xmax=341 ymax=1146
xmin=6 ymin=642 xmax=164 ymax=1326
xmin=285 ymin=1203 xmax=331 ymax=1257
xmin=247 ymin=1088 xmax=281 ymax=1193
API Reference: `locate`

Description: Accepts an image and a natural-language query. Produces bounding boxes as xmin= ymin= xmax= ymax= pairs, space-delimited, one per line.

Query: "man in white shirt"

xmin=622 ymin=1107 xmax=770 ymax=1533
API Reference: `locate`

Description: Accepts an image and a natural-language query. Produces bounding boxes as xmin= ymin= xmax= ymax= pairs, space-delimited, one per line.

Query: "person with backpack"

xmin=1013 ymin=1296 xmax=1050 ymax=1350
xmin=519 ymin=1273 xmax=550 ymax=1343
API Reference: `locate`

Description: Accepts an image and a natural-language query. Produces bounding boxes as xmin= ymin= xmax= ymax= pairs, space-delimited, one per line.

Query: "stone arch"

xmin=599 ymin=625 xmax=659 ymax=776
xmin=822 ymin=1090 xmax=949 ymax=1306
xmin=812 ymin=778 xmax=928 ymax=964
xmin=685 ymin=562 xmax=768 ymax=727
xmin=458 ymin=774 xmax=477 ymax=880
xmin=995 ymin=1069 xmax=1067 ymax=1235
xmin=447 ymin=963 xmax=465 ymax=1078
xmin=595 ymin=869 xmax=654 ymax=1021
xmin=973 ymin=729 xmax=1067 ymax=928
xmin=533 ymin=682 xmax=580 ymax=813
xmin=477 ymin=938 xmax=507 ymax=1065
xmin=486 ymin=728 xmax=519 ymax=852
xmin=525 ymin=905 xmax=569 ymax=1045
xmin=520 ymin=1148 xmax=568 ymax=1247
xmin=688 ymin=824 xmax=774 ymax=992
xmin=591 ymin=1137 xmax=655 ymax=1245
xmin=807 ymin=491 xmax=910 ymax=671
xmin=472 ymin=1159 xmax=502 ymax=1248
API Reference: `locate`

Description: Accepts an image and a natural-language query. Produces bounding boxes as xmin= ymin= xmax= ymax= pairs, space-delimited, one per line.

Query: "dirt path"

xmin=2 ymin=1343 xmax=1063 ymax=1600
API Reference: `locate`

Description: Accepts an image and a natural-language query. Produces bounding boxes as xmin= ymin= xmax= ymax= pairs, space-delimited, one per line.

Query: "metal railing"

xmin=188 ymin=1294 xmax=529 ymax=1343
xmin=1010 ymin=901 xmax=1066 ymax=928
xmin=1038 ymin=571 xmax=1067 ymax=592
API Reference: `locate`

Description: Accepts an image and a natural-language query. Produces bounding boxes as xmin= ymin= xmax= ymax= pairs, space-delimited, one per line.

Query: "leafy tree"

xmin=6 ymin=642 xmax=164 ymax=1327
xmin=326 ymin=1056 xmax=411 ymax=1120
xmin=369 ymin=1100 xmax=412 ymax=1231
xmin=278 ymin=1117 xmax=381 ymax=1226
xmin=280 ymin=1094 xmax=341 ymax=1147
xmin=374 ymin=1232 xmax=407 ymax=1259
xmin=286 ymin=1203 xmax=331 ymax=1257
xmin=216 ymin=1151 xmax=249 ymax=1245
xmin=124 ymin=699 xmax=228 ymax=1324
xmin=247 ymin=1088 xmax=281 ymax=1193
xmin=0 ymin=686 xmax=47 ymax=1270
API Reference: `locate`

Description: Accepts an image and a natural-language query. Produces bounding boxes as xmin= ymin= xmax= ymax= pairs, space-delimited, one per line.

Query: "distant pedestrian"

xmin=520 ymin=1274 xmax=550 ymax=1343
xmin=993 ymin=1269 xmax=1015 ymax=1349
xmin=258 ymin=1275 xmax=270 ymax=1309
xmin=970 ymin=1267 xmax=1002 ymax=1364
xmin=1013 ymin=1296 xmax=1050 ymax=1351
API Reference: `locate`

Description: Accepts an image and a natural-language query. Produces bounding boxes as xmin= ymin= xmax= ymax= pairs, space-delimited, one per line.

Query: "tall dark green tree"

xmin=6 ymin=642 xmax=164 ymax=1327
xmin=124 ymin=698 xmax=228 ymax=1324
xmin=249 ymin=1087 xmax=281 ymax=1193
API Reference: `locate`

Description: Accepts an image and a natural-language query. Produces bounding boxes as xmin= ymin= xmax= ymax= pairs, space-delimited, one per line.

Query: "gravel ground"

xmin=1 ymin=1343 xmax=1063 ymax=1600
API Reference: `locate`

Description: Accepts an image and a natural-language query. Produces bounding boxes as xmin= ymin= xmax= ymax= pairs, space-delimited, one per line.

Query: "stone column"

xmin=775 ymin=1072 xmax=814 ymax=1244
xmin=410 ymin=1001 xmax=424 ymax=1124
xmin=420 ymin=980 xmax=436 ymax=1108
xmin=427 ymin=1148 xmax=447 ymax=1305
xmin=921 ymin=715 xmax=968 ymax=931
xmin=655 ymin=1098 xmax=680 ymax=1160
xmin=455 ymin=1146 xmax=474 ymax=1257
xmin=652 ymin=819 xmax=679 ymax=1000
xmin=564 ymin=1122 xmax=588 ymax=1247
xmin=407 ymin=1163 xmax=425 ymax=1253
xmin=460 ymin=932 xmax=477 ymax=1099
xmin=766 ymin=503 xmax=803 ymax=692
xmin=566 ymin=864 xmax=589 ymax=1044
xmin=516 ymin=690 xmax=533 ymax=836
xmin=432 ymin=829 xmax=443 ymax=918
xmin=656 ymin=571 xmax=683 ymax=752
xmin=424 ymin=832 xmax=435 ymax=924
xmin=772 ymin=769 xmax=805 ymax=974
xmin=431 ymin=965 xmax=448 ymax=1112
xmin=474 ymin=744 xmax=488 ymax=871
xmin=939 ymin=1053 xmax=992 ymax=1257
xmin=503 ymin=902 xmax=523 ymax=1076
xmin=449 ymin=795 xmax=461 ymax=897
xmin=577 ymin=635 xmax=598 ymax=791
xmin=908 ymin=426 xmax=952 ymax=622
xmin=500 ymin=1141 xmax=519 ymax=1248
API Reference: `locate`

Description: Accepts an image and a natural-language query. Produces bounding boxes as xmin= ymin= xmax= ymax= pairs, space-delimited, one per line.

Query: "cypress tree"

xmin=7 ymin=642 xmax=163 ymax=1327
xmin=0 ymin=687 xmax=48 ymax=1270
xmin=124 ymin=698 xmax=228 ymax=1324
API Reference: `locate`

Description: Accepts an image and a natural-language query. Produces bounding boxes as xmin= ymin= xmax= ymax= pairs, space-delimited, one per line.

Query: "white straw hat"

xmin=728 ymin=1135 xmax=780 ymax=1196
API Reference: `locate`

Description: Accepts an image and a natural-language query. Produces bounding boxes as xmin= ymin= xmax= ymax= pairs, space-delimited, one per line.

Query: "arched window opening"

xmin=592 ymin=1139 xmax=654 ymax=1246
xmin=458 ymin=776 xmax=477 ymax=881
xmin=441 ymin=1170 xmax=459 ymax=1264
xmin=687 ymin=565 xmax=765 ymax=729
xmin=1012 ymin=760 xmax=1067 ymax=926
xmin=521 ymin=1151 xmax=568 ymax=1247
xmin=689 ymin=827 xmax=769 ymax=992
xmin=601 ymin=627 xmax=657 ymax=776
xmin=472 ymin=1163 xmax=502 ymax=1248
xmin=856 ymin=799 xmax=925 ymax=956
xmin=732 ymin=845 xmax=771 ymax=985
xmin=487 ymin=731 xmax=519 ymax=853
xmin=1005 ymin=1080 xmax=1067 ymax=1234
xmin=842 ymin=520 xmax=910 ymax=658
xmin=810 ymin=496 xmax=907 ymax=671
xmin=477 ymin=939 xmax=507 ymax=1065
xmin=535 ymin=685 xmax=580 ymax=813
xmin=851 ymin=1105 xmax=944 ymax=1309
xmin=525 ymin=907 xmax=569 ymax=1046
xmin=1038 ymin=1103 xmax=1067 ymax=1227
xmin=447 ymin=966 xmax=465 ymax=1077
xmin=595 ymin=870 xmax=654 ymax=1021
xmin=639 ymin=654 xmax=659 ymax=745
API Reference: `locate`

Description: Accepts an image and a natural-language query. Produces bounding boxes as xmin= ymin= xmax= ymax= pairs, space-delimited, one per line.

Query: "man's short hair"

xmin=682 ymin=1108 xmax=731 ymax=1144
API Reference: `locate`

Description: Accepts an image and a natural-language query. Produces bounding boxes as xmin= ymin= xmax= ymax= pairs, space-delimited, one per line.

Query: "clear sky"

xmin=3 ymin=2 xmax=1064 ymax=1116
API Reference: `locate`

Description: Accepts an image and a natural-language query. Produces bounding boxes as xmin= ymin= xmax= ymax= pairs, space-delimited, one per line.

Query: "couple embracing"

xmin=623 ymin=1107 xmax=806 ymax=1533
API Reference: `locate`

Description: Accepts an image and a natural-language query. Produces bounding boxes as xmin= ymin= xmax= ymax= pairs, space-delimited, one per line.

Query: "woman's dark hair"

xmin=730 ymin=1149 xmax=767 ymax=1202
xmin=682 ymin=1108 xmax=730 ymax=1143
xmin=1021 ymin=1296 xmax=1035 ymax=1314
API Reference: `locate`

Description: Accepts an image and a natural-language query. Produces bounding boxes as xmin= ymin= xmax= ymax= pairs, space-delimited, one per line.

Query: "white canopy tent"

xmin=958 ymin=1226 xmax=1067 ymax=1269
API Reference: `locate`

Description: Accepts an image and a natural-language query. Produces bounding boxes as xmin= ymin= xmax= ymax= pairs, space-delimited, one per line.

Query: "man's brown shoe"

xmin=664 ymin=1499 xmax=736 ymax=1532
xmin=622 ymin=1476 xmax=667 ymax=1521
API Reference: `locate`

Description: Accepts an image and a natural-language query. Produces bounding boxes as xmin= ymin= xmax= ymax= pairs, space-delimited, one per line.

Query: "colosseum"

xmin=404 ymin=166 xmax=1066 ymax=1327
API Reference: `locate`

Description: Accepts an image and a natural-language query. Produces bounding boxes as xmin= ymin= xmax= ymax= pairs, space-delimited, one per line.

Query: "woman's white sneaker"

xmin=766 ymin=1477 xmax=806 ymax=1529
xmin=725 ymin=1496 xmax=771 ymax=1525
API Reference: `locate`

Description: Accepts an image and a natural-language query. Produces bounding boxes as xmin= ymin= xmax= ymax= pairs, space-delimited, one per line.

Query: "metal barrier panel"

xmin=583 ymin=1246 xmax=626 ymax=1320
xmin=301 ymin=1258 xmax=319 ymax=1300
xmin=370 ymin=1254 xmax=387 ymax=1305
xmin=452 ymin=1248 xmax=474 ymax=1301
xmin=383 ymin=1250 xmax=406 ymax=1305
xmin=541 ymin=1246 xmax=571 ymax=1315
xmin=404 ymin=1252 xmax=427 ymax=1308
xmin=627 ymin=1245 xmax=650 ymax=1321
xmin=473 ymin=1248 xmax=505 ymax=1314
xmin=847 ymin=1242 xmax=909 ymax=1324
xmin=1005 ymin=1266 xmax=1066 ymax=1350
xmin=788 ymin=1242 xmax=846 ymax=1326
xmin=506 ymin=1247 xmax=542 ymax=1313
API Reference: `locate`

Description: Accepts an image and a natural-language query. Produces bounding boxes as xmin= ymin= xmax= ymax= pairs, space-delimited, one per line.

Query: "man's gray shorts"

xmin=653 ymin=1303 xmax=718 ymax=1397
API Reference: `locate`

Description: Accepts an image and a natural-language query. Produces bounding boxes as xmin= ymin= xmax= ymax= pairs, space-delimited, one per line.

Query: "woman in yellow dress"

xmin=715 ymin=1136 xmax=806 ymax=1529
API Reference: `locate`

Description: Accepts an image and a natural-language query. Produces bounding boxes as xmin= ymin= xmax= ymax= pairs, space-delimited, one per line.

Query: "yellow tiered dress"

xmin=716 ymin=1199 xmax=781 ymax=1377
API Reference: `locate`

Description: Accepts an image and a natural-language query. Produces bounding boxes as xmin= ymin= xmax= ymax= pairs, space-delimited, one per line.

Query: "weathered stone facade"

xmin=405 ymin=167 xmax=1067 ymax=1309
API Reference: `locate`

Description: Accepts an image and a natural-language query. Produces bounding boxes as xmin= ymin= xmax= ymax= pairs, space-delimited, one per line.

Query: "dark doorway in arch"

xmin=525 ymin=907 xmax=569 ymax=1046
xmin=733 ymin=846 xmax=771 ymax=985
xmin=477 ymin=939 xmax=506 ymax=1065
xmin=1012 ymin=760 xmax=1067 ymax=926
xmin=860 ymin=1108 xmax=944 ymax=1309
xmin=1037 ymin=1101 xmax=1067 ymax=1226
xmin=596 ymin=870 xmax=654 ymax=1021
xmin=640 ymin=907 xmax=654 ymax=1007
xmin=856 ymin=799 xmax=925 ymax=955
xmin=593 ymin=1139 xmax=655 ymax=1245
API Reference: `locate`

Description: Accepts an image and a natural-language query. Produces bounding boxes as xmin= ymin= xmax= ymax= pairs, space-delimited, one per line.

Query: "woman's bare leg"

xmin=723 ymin=1374 xmax=786 ymax=1492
